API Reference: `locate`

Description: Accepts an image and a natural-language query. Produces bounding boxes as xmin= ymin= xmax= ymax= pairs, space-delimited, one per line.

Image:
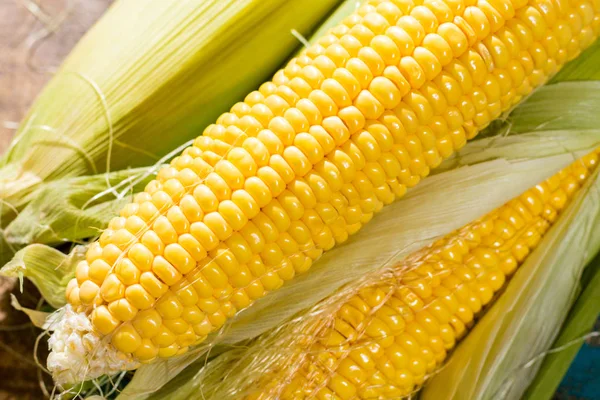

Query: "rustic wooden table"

xmin=0 ymin=1 xmax=109 ymax=398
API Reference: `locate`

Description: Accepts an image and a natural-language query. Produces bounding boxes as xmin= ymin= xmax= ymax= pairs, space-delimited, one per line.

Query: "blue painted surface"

xmin=555 ymin=343 xmax=600 ymax=400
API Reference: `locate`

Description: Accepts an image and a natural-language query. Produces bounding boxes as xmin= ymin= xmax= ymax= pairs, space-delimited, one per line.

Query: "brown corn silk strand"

xmin=214 ymin=149 xmax=600 ymax=400
xmin=61 ymin=0 xmax=600 ymax=371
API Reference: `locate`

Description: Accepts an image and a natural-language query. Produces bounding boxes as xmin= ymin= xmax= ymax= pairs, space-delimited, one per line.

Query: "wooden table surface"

xmin=0 ymin=1 xmax=109 ymax=398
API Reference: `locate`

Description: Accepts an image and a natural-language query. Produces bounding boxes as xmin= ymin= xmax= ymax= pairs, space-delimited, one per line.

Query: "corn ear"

xmin=49 ymin=0 xmax=600 ymax=382
xmin=0 ymin=0 xmax=341 ymax=220
xmin=8 ymin=79 xmax=600 ymax=264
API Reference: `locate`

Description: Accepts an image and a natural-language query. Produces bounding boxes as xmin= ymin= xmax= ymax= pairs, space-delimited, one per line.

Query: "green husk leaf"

xmin=0 ymin=0 xmax=341 ymax=223
xmin=436 ymin=129 xmax=600 ymax=174
xmin=10 ymin=294 xmax=51 ymax=329
xmin=421 ymin=166 xmax=600 ymax=400
xmin=523 ymin=253 xmax=600 ymax=400
xmin=3 ymin=167 xmax=152 ymax=246
xmin=0 ymin=244 xmax=84 ymax=308
xmin=494 ymin=82 xmax=600 ymax=134
xmin=0 ymin=166 xmax=155 ymax=267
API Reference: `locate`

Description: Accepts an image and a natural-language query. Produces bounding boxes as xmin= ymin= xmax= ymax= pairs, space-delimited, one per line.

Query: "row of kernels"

xmin=464 ymin=2 xmax=571 ymax=125
xmin=318 ymin=0 xmax=553 ymax=143
xmin=268 ymin=14 xmax=468 ymax=122
xmin=325 ymin=294 xmax=449 ymax=397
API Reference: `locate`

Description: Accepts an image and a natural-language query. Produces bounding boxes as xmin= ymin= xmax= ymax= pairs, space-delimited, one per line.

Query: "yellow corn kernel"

xmin=76 ymin=261 xmax=90 ymax=285
xmin=91 ymin=305 xmax=120 ymax=335
xmin=163 ymin=318 xmax=190 ymax=335
xmin=88 ymin=259 xmax=111 ymax=283
xmin=176 ymin=326 xmax=198 ymax=347
xmin=155 ymin=292 xmax=184 ymax=319
xmin=141 ymin=231 xmax=164 ymax=256
xmin=132 ymin=309 xmax=162 ymax=339
xmin=151 ymin=256 xmax=183 ymax=286
xmin=115 ymin=258 xmax=141 ymax=286
xmin=157 ymin=343 xmax=180 ymax=358
xmin=79 ymin=280 xmax=100 ymax=305
xmin=112 ymin=323 xmax=142 ymax=354
xmin=100 ymin=274 xmax=125 ymax=303
xmin=85 ymin=243 xmax=103 ymax=265
xmin=125 ymin=284 xmax=154 ymax=310
xmin=151 ymin=325 xmax=177 ymax=347
xmin=181 ymin=305 xmax=205 ymax=325
xmin=108 ymin=299 xmax=138 ymax=322
xmin=163 ymin=243 xmax=195 ymax=274
xmin=128 ymin=243 xmax=154 ymax=271
xmin=134 ymin=339 xmax=159 ymax=362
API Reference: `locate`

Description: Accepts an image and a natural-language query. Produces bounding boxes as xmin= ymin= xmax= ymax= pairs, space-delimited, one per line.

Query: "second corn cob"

xmin=49 ymin=0 xmax=600 ymax=383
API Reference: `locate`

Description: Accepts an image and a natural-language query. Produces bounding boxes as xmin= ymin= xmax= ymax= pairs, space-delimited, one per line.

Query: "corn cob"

xmin=238 ymin=149 xmax=600 ymax=400
xmin=49 ymin=0 xmax=600 ymax=383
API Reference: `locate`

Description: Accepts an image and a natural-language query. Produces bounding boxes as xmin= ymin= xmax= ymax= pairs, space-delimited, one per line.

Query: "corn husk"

xmin=4 ymin=168 xmax=152 ymax=248
xmin=491 ymin=81 xmax=600 ymax=134
xmin=0 ymin=0 xmax=341 ymax=227
xmin=0 ymin=166 xmax=154 ymax=267
xmin=1 ymin=244 xmax=84 ymax=309
xmin=523 ymin=253 xmax=600 ymax=400
xmin=10 ymin=295 xmax=53 ymax=329
xmin=0 ymin=137 xmax=193 ymax=266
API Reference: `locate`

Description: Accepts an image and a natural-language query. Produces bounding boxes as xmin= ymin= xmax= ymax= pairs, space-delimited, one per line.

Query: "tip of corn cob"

xmin=47 ymin=305 xmax=139 ymax=385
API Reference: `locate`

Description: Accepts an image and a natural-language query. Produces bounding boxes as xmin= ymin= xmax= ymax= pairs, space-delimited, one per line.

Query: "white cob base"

xmin=47 ymin=305 xmax=139 ymax=385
